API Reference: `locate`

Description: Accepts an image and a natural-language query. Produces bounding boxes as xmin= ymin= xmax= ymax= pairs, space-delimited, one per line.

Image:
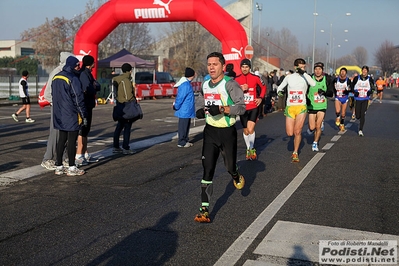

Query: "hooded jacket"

xmin=173 ymin=77 xmax=195 ymax=118
xmin=44 ymin=52 xmax=75 ymax=103
xmin=113 ymin=72 xmax=136 ymax=103
xmin=52 ymin=57 xmax=87 ymax=131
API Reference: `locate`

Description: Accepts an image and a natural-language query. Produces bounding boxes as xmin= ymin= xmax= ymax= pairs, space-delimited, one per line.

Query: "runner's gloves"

xmin=296 ymin=67 xmax=305 ymax=75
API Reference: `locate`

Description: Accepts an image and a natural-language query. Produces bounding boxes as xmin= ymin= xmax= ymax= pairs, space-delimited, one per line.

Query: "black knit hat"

xmin=121 ymin=63 xmax=132 ymax=73
xmin=65 ymin=56 xmax=80 ymax=68
xmin=22 ymin=70 xmax=29 ymax=76
xmin=184 ymin=67 xmax=195 ymax=77
xmin=240 ymin=58 xmax=251 ymax=68
xmin=82 ymin=55 xmax=95 ymax=67
xmin=314 ymin=62 xmax=324 ymax=70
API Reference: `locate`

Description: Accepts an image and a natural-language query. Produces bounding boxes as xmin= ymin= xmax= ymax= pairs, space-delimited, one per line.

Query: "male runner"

xmin=235 ymin=59 xmax=267 ymax=160
xmin=194 ymin=52 xmax=246 ymax=223
xmin=277 ymin=58 xmax=316 ymax=162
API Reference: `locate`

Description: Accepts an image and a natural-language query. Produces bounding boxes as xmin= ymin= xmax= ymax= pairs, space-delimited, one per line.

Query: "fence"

xmin=0 ymin=75 xmax=47 ymax=99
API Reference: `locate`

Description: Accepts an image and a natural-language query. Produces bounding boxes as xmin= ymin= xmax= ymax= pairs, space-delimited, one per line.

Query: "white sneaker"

xmin=312 ymin=142 xmax=319 ymax=152
xmin=358 ymin=130 xmax=364 ymax=137
xmin=75 ymin=156 xmax=88 ymax=166
xmin=184 ymin=142 xmax=193 ymax=148
xmin=67 ymin=166 xmax=85 ymax=176
xmin=55 ymin=166 xmax=64 ymax=175
xmin=41 ymin=160 xmax=57 ymax=170
xmin=123 ymin=149 xmax=136 ymax=155
xmin=11 ymin=113 xmax=18 ymax=122
xmin=112 ymin=147 xmax=123 ymax=153
xmin=25 ymin=118 xmax=35 ymax=123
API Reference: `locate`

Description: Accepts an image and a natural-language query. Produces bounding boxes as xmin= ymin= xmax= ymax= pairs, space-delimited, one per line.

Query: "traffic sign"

xmin=244 ymin=45 xmax=254 ymax=59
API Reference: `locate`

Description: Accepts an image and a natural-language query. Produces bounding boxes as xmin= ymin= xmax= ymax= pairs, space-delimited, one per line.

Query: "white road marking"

xmin=214 ymin=153 xmax=325 ymax=266
xmin=321 ymin=143 xmax=334 ymax=151
xmin=250 ymin=220 xmax=399 ymax=265
xmin=331 ymin=135 xmax=341 ymax=142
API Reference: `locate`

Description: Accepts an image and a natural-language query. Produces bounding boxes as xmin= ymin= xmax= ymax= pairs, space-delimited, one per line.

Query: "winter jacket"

xmin=52 ymin=64 xmax=87 ymax=131
xmin=173 ymin=77 xmax=195 ymax=118
xmin=113 ymin=72 xmax=136 ymax=103
xmin=80 ymin=67 xmax=100 ymax=109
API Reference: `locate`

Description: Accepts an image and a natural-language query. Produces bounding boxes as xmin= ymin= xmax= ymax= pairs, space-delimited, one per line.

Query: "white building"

xmin=0 ymin=40 xmax=35 ymax=58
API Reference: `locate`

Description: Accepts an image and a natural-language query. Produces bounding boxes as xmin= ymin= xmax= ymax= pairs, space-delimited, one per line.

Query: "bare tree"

xmin=374 ymin=40 xmax=398 ymax=76
xmin=335 ymin=54 xmax=358 ymax=68
xmin=161 ymin=22 xmax=220 ymax=76
xmin=352 ymin=46 xmax=368 ymax=67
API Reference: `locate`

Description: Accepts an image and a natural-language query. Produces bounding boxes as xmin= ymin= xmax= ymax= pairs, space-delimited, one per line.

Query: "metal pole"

xmin=312 ymin=0 xmax=317 ymax=66
xmin=328 ymin=22 xmax=333 ymax=72
xmin=249 ymin=0 xmax=253 ymax=46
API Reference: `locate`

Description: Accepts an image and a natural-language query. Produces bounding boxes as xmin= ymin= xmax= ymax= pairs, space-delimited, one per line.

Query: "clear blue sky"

xmin=1 ymin=0 xmax=398 ymax=65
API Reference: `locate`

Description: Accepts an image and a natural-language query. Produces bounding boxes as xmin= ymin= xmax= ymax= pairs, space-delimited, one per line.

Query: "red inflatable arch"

xmin=73 ymin=0 xmax=248 ymax=78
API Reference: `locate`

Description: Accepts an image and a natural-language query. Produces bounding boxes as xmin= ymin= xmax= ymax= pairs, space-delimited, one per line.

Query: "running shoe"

xmin=123 ymin=149 xmax=136 ymax=155
xmin=335 ymin=117 xmax=340 ymax=127
xmin=358 ymin=130 xmax=364 ymax=137
xmin=41 ymin=160 xmax=57 ymax=170
xmin=245 ymin=149 xmax=251 ymax=160
xmin=339 ymin=124 xmax=345 ymax=132
xmin=307 ymin=128 xmax=314 ymax=135
xmin=11 ymin=113 xmax=18 ymax=122
xmin=75 ymin=156 xmax=89 ymax=166
xmin=291 ymin=152 xmax=299 ymax=163
xmin=84 ymin=153 xmax=99 ymax=163
xmin=233 ymin=174 xmax=245 ymax=190
xmin=194 ymin=207 xmax=211 ymax=223
xmin=66 ymin=166 xmax=85 ymax=176
xmin=351 ymin=114 xmax=356 ymax=120
xmin=311 ymin=142 xmax=319 ymax=152
xmin=112 ymin=147 xmax=123 ymax=154
xmin=321 ymin=121 xmax=325 ymax=132
xmin=55 ymin=166 xmax=64 ymax=175
xmin=25 ymin=118 xmax=35 ymax=123
xmin=250 ymin=148 xmax=257 ymax=160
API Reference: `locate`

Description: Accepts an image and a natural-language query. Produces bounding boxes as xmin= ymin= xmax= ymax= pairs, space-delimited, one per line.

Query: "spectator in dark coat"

xmin=52 ymin=56 xmax=87 ymax=176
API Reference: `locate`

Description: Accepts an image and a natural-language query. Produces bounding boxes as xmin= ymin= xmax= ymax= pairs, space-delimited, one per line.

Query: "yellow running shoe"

xmin=233 ymin=174 xmax=245 ymax=190
xmin=335 ymin=117 xmax=340 ymax=127
xmin=339 ymin=124 xmax=345 ymax=132
xmin=194 ymin=207 xmax=210 ymax=223
xmin=291 ymin=152 xmax=299 ymax=163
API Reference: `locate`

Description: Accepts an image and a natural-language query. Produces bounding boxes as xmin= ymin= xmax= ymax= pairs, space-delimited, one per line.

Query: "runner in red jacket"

xmin=235 ymin=59 xmax=267 ymax=160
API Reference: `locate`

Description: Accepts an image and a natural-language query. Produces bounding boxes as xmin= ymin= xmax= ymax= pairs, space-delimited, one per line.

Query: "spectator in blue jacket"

xmin=173 ymin=67 xmax=196 ymax=148
xmin=75 ymin=55 xmax=100 ymax=166
xmin=52 ymin=56 xmax=87 ymax=176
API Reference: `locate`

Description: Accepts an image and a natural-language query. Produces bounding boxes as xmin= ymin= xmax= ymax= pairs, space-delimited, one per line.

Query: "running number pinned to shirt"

xmin=289 ymin=90 xmax=304 ymax=103
xmin=204 ymin=93 xmax=223 ymax=106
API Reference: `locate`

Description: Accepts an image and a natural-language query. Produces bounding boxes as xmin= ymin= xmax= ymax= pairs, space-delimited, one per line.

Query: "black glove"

xmin=206 ymin=105 xmax=221 ymax=116
xmin=318 ymin=89 xmax=326 ymax=96
xmin=354 ymin=91 xmax=359 ymax=97
xmin=343 ymin=89 xmax=349 ymax=95
xmin=196 ymin=108 xmax=205 ymax=119
xmin=296 ymin=67 xmax=305 ymax=75
xmin=83 ymin=118 xmax=88 ymax=127
xmin=367 ymin=90 xmax=372 ymax=96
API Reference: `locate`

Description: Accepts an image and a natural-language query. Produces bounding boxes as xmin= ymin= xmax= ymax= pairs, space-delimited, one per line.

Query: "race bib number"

xmin=313 ymin=92 xmax=325 ymax=103
xmin=243 ymin=93 xmax=254 ymax=104
xmin=204 ymin=93 xmax=223 ymax=105
xmin=358 ymin=88 xmax=367 ymax=97
xmin=289 ymin=90 xmax=304 ymax=103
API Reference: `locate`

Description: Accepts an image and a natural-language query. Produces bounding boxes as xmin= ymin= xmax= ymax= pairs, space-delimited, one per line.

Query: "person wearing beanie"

xmin=112 ymin=63 xmax=137 ymax=155
xmin=332 ymin=67 xmax=352 ymax=133
xmin=277 ymin=58 xmax=316 ymax=163
xmin=40 ymin=52 xmax=76 ymax=171
xmin=52 ymin=55 xmax=87 ymax=176
xmin=75 ymin=55 xmax=101 ymax=166
xmin=173 ymin=67 xmax=196 ymax=148
xmin=351 ymin=65 xmax=375 ymax=136
xmin=235 ymin=58 xmax=267 ymax=161
xmin=11 ymin=70 xmax=35 ymax=123
xmin=306 ymin=61 xmax=334 ymax=152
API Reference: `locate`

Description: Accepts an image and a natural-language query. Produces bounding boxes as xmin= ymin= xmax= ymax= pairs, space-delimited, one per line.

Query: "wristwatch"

xmin=220 ymin=106 xmax=225 ymax=113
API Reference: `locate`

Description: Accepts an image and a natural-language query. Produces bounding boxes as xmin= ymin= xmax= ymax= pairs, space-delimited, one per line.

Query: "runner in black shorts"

xmin=11 ymin=70 xmax=35 ymax=123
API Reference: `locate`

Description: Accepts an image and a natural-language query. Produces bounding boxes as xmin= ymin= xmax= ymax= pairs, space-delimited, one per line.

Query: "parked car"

xmin=135 ymin=71 xmax=175 ymax=85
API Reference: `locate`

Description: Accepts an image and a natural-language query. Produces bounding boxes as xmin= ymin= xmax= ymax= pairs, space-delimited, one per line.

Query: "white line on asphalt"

xmin=214 ymin=153 xmax=326 ymax=266
xmin=331 ymin=135 xmax=341 ymax=142
xmin=321 ymin=143 xmax=334 ymax=151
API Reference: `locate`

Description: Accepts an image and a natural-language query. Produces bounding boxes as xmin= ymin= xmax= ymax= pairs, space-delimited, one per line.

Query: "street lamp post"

xmin=256 ymin=2 xmax=262 ymax=43
xmin=312 ymin=0 xmax=317 ymax=68
xmin=313 ymin=12 xmax=351 ymax=71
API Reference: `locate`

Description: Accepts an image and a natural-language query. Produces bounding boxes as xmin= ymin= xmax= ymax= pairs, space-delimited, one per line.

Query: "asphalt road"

xmin=1 ymin=89 xmax=399 ymax=266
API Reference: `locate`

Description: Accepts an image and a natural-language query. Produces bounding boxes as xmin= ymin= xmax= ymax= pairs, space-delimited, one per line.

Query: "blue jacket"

xmin=52 ymin=65 xmax=87 ymax=131
xmin=174 ymin=78 xmax=195 ymax=118
xmin=80 ymin=67 xmax=100 ymax=109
